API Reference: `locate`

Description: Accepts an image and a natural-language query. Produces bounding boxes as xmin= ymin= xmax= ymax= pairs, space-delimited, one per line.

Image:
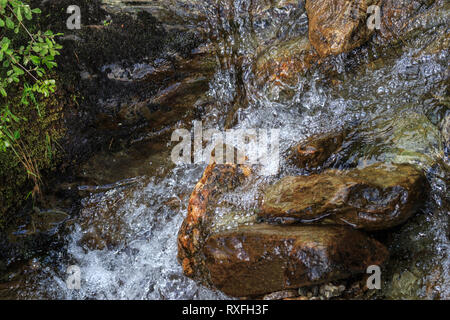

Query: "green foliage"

xmin=0 ymin=0 xmax=62 ymax=153
xmin=0 ymin=105 xmax=20 ymax=152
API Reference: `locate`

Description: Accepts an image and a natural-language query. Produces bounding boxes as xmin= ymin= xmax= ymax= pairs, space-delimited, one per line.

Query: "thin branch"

xmin=7 ymin=52 xmax=39 ymax=82
xmin=6 ymin=3 xmax=36 ymax=44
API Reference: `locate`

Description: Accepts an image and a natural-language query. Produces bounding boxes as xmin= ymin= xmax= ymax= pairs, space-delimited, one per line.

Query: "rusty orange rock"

xmin=177 ymin=162 xmax=251 ymax=282
xmin=255 ymin=36 xmax=319 ymax=87
xmin=306 ymin=0 xmax=380 ymax=57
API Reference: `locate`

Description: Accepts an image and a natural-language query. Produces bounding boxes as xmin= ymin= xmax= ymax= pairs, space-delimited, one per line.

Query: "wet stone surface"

xmin=260 ymin=163 xmax=426 ymax=230
xmin=306 ymin=0 xmax=380 ymax=57
xmin=1 ymin=0 xmax=448 ymax=301
xmin=203 ymin=224 xmax=388 ymax=297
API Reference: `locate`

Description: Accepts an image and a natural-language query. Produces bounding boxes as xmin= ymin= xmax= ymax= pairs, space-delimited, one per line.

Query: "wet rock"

xmin=442 ymin=114 xmax=450 ymax=151
xmin=352 ymin=113 xmax=444 ymax=169
xmin=384 ymin=269 xmax=423 ymax=299
xmin=377 ymin=195 xmax=450 ymax=300
xmin=288 ymin=130 xmax=347 ymax=169
xmin=319 ymin=283 xmax=346 ymax=299
xmin=8 ymin=209 xmax=69 ymax=240
xmin=306 ymin=0 xmax=380 ymax=57
xmin=263 ymin=289 xmax=298 ymax=300
xmin=379 ymin=0 xmax=437 ymax=41
xmin=260 ymin=163 xmax=426 ymax=230
xmin=297 ymin=286 xmax=309 ymax=296
xmin=255 ymin=36 xmax=318 ymax=87
xmin=177 ymin=162 xmax=252 ymax=280
xmin=77 ymin=186 xmax=138 ymax=251
xmin=102 ymin=0 xmax=206 ymax=27
xmin=202 ymin=224 xmax=388 ymax=297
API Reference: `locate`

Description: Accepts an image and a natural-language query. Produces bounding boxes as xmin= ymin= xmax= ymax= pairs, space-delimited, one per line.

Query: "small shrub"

xmin=0 ymin=0 xmax=62 ymax=196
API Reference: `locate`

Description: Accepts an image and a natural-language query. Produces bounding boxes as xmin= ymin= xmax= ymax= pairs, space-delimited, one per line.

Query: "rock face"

xmin=260 ymin=163 xmax=425 ymax=230
xmin=203 ymin=224 xmax=388 ymax=297
xmin=306 ymin=0 xmax=379 ymax=57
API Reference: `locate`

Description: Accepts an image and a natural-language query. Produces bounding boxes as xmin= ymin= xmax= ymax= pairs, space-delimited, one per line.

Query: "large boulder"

xmin=177 ymin=161 xmax=390 ymax=298
xmin=306 ymin=0 xmax=380 ymax=57
xmin=203 ymin=224 xmax=388 ymax=297
xmin=177 ymin=163 xmax=252 ymax=280
xmin=260 ymin=163 xmax=426 ymax=230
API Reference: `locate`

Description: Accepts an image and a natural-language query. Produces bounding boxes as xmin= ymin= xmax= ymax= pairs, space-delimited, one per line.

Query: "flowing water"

xmin=1 ymin=0 xmax=449 ymax=299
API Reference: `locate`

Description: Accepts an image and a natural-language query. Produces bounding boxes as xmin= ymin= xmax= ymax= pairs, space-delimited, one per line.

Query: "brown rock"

xmin=379 ymin=0 xmax=436 ymax=41
xmin=255 ymin=36 xmax=319 ymax=87
xmin=177 ymin=162 xmax=251 ymax=280
xmin=260 ymin=163 xmax=425 ymax=230
xmin=306 ymin=0 xmax=380 ymax=57
xmin=203 ymin=224 xmax=388 ymax=297
xmin=288 ymin=131 xmax=347 ymax=169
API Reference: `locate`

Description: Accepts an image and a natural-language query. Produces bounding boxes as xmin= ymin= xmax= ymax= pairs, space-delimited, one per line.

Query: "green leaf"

xmin=24 ymin=5 xmax=32 ymax=20
xmin=16 ymin=7 xmax=22 ymax=22
xmin=0 ymin=88 xmax=6 ymax=97
xmin=30 ymin=55 xmax=40 ymax=65
xmin=31 ymin=8 xmax=41 ymax=14
xmin=0 ymin=40 xmax=8 ymax=52
xmin=5 ymin=17 xmax=14 ymax=29
xmin=13 ymin=65 xmax=24 ymax=76
xmin=0 ymin=18 xmax=4 ymax=27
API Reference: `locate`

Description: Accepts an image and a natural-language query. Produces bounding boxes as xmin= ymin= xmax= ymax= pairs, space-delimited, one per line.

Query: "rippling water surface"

xmin=3 ymin=0 xmax=449 ymax=299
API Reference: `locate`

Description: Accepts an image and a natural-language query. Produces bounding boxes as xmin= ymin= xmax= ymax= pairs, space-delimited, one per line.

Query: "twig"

xmin=6 ymin=3 xmax=36 ymax=44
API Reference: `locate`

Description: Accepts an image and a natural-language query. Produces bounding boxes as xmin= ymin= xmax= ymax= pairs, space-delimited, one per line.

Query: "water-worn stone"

xmin=203 ymin=224 xmax=388 ymax=297
xmin=260 ymin=163 xmax=425 ymax=230
xmin=379 ymin=0 xmax=437 ymax=41
xmin=255 ymin=36 xmax=318 ymax=87
xmin=351 ymin=112 xmax=444 ymax=169
xmin=306 ymin=0 xmax=380 ymax=57
xmin=288 ymin=130 xmax=347 ymax=169
xmin=177 ymin=162 xmax=251 ymax=280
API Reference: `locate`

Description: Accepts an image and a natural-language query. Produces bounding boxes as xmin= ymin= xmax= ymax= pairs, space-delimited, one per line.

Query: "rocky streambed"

xmin=0 ymin=0 xmax=448 ymax=300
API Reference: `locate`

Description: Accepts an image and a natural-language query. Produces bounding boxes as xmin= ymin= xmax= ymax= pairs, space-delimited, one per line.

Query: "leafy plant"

xmin=0 ymin=0 xmax=62 ymax=196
